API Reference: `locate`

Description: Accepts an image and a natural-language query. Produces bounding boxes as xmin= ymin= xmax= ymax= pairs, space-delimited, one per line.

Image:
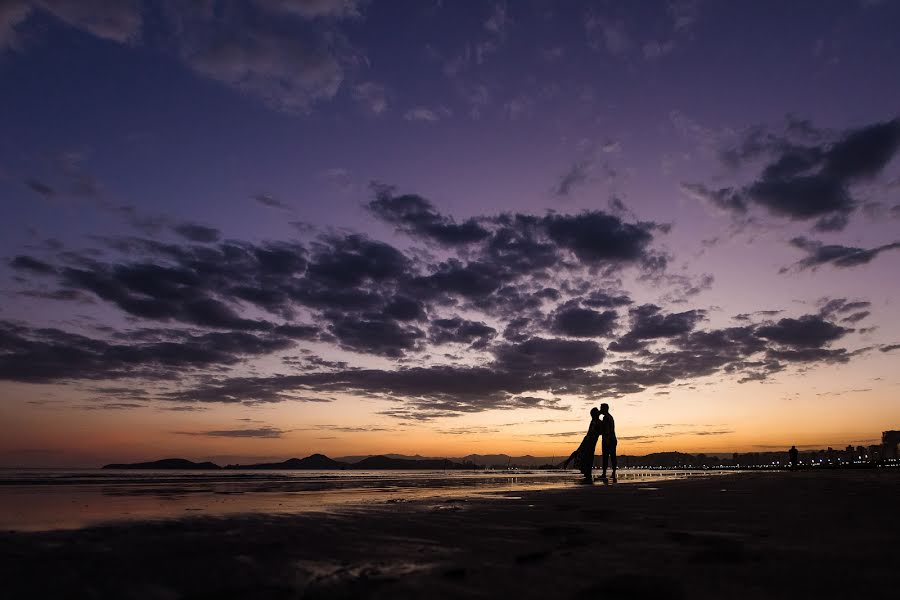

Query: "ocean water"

xmin=0 ymin=468 xmax=722 ymax=531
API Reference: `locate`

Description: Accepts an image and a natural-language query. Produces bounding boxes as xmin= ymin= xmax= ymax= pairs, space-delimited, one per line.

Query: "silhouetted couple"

xmin=562 ymin=403 xmax=617 ymax=483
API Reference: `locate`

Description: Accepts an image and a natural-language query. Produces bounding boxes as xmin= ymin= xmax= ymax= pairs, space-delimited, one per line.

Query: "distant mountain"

xmin=336 ymin=453 xmax=561 ymax=467
xmin=351 ymin=455 xmax=470 ymax=470
xmin=333 ymin=455 xmax=367 ymax=464
xmin=100 ymin=451 xmax=741 ymax=472
xmin=227 ymin=454 xmax=347 ymax=470
xmin=102 ymin=458 xmax=220 ymax=470
xmin=463 ymin=454 xmax=562 ymax=467
xmin=335 ymin=453 xmax=443 ymax=463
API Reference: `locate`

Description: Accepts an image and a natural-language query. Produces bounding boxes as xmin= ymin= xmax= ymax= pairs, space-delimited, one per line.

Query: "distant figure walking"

xmin=599 ymin=403 xmax=617 ymax=480
xmin=561 ymin=407 xmax=602 ymax=483
xmin=789 ymin=445 xmax=799 ymax=470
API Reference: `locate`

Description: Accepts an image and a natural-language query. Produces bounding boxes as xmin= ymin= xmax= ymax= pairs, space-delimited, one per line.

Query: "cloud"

xmin=540 ymin=47 xmax=564 ymax=62
xmin=255 ymin=0 xmax=362 ymax=19
xmin=691 ymin=118 xmax=900 ymax=231
xmin=101 ymin=308 xmax=859 ymax=416
xmin=403 ymin=106 xmax=452 ymax=122
xmin=352 ymin=81 xmax=388 ymax=115
xmin=429 ymin=317 xmax=497 ymax=349
xmin=183 ymin=27 xmax=344 ymax=114
xmin=172 ymin=222 xmax=220 ymax=243
xmin=0 ymin=321 xmax=298 ymax=383
xmin=582 ymin=291 xmax=632 ymax=308
xmin=643 ymin=40 xmax=675 ymax=59
xmin=679 ymin=183 xmax=747 ymax=215
xmin=175 ymin=426 xmax=285 ymax=438
xmin=3 ymin=1 xmax=366 ymax=115
xmin=305 ymin=424 xmax=395 ymax=433
xmin=817 ymin=298 xmax=871 ymax=318
xmin=510 ymin=396 xmax=568 ymax=411
xmin=840 ymin=311 xmax=870 ymax=324
xmin=0 ymin=1 xmax=31 ymax=51
xmin=78 ymin=402 xmax=144 ymax=411
xmin=503 ymin=93 xmax=535 ymax=120
xmin=410 ymin=259 xmax=508 ymax=300
xmin=25 ymin=178 xmax=56 ymax=198
xmin=33 ymin=0 xmax=143 ymax=44
xmin=549 ymin=304 xmax=618 ymax=338
xmin=756 ymin=315 xmax=849 ymax=348
xmin=367 ymin=187 xmax=491 ymax=245
xmin=626 ymin=304 xmax=705 ymax=339
xmin=784 ymin=236 xmax=900 ymax=271
xmin=455 ymin=81 xmax=491 ymax=119
xmin=554 ymin=159 xmax=592 ymax=197
xmin=483 ymin=3 xmax=510 ymax=37
xmin=766 ymin=347 xmax=849 ymax=364
xmin=166 ymin=367 xmax=539 ymax=409
xmin=3 ymin=181 xmax=868 ymax=417
xmin=10 ymin=255 xmax=55 ymax=274
xmin=253 ymin=193 xmax=291 ymax=209
xmin=493 ymin=337 xmax=605 ymax=372
xmin=328 ymin=313 xmax=424 ymax=357
xmin=585 ymin=16 xmax=632 ymax=56
xmin=543 ymin=211 xmax=660 ymax=265
xmin=161 ymin=405 xmax=209 ymax=412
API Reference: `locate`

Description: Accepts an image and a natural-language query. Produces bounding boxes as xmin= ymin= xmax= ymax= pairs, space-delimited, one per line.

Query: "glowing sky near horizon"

xmin=1 ymin=0 xmax=899 ymax=467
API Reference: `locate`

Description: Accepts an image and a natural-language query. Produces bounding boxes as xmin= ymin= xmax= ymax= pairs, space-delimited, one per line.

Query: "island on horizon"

xmin=101 ymin=442 xmax=900 ymax=471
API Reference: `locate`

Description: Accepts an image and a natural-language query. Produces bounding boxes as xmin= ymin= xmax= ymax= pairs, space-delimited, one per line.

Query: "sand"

xmin=2 ymin=470 xmax=898 ymax=599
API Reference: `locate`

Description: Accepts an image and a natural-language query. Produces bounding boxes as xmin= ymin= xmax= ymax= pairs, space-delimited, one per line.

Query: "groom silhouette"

xmin=599 ymin=403 xmax=617 ymax=480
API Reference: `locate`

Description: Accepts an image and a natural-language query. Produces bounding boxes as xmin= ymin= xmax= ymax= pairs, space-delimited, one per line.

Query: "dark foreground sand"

xmin=2 ymin=471 xmax=898 ymax=599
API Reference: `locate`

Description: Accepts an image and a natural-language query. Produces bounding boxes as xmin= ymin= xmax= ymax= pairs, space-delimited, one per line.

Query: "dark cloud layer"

xmin=756 ymin=315 xmax=849 ymax=349
xmin=429 ymin=317 xmax=497 ymax=349
xmin=1 ymin=185 xmax=870 ymax=418
xmin=368 ymin=187 xmax=663 ymax=272
xmin=493 ymin=337 xmax=606 ymax=372
xmin=549 ymin=304 xmax=618 ymax=337
xmin=0 ymin=321 xmax=296 ymax=383
xmin=368 ymin=188 xmax=491 ymax=245
xmin=156 ymin=306 xmax=852 ymax=411
xmin=692 ymin=118 xmax=900 ymax=231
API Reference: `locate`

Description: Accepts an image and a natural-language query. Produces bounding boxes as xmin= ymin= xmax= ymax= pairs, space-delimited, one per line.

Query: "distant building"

xmin=868 ymin=445 xmax=882 ymax=461
xmin=882 ymin=431 xmax=900 ymax=460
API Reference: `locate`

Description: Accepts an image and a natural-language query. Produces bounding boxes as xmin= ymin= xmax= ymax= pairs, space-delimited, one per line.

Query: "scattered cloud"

xmin=174 ymin=426 xmax=286 ymax=438
xmin=3 ymin=0 xmax=362 ymax=114
xmin=352 ymin=81 xmax=388 ymax=115
xmin=172 ymin=223 xmax=220 ymax=243
xmin=554 ymin=159 xmax=592 ymax=197
xmin=403 ymin=105 xmax=452 ymax=122
xmin=690 ymin=118 xmax=900 ymax=231
xmin=586 ymin=16 xmax=632 ymax=56
xmin=783 ymin=237 xmax=900 ymax=272
xmin=253 ymin=194 xmax=291 ymax=210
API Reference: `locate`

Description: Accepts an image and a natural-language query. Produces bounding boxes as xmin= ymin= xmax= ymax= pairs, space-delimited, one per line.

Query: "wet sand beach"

xmin=2 ymin=470 xmax=898 ymax=599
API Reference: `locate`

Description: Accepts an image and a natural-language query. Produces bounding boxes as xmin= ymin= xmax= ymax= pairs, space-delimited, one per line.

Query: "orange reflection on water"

xmin=0 ymin=469 xmax=722 ymax=531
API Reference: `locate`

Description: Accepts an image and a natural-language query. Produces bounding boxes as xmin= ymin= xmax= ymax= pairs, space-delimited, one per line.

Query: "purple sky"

xmin=1 ymin=1 xmax=899 ymax=466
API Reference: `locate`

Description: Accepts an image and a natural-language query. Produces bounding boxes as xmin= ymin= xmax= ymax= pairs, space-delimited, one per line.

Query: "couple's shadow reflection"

xmin=577 ymin=474 xmax=617 ymax=485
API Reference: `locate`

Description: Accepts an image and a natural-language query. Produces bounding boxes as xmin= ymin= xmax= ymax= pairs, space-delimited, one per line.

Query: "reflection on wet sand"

xmin=0 ymin=468 xmax=725 ymax=531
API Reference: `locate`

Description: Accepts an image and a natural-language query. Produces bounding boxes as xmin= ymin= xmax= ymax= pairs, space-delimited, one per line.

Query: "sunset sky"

xmin=2 ymin=0 xmax=899 ymax=467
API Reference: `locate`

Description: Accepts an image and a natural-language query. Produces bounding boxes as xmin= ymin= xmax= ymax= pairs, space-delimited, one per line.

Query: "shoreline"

xmin=0 ymin=468 xmax=724 ymax=532
xmin=2 ymin=471 xmax=898 ymax=598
